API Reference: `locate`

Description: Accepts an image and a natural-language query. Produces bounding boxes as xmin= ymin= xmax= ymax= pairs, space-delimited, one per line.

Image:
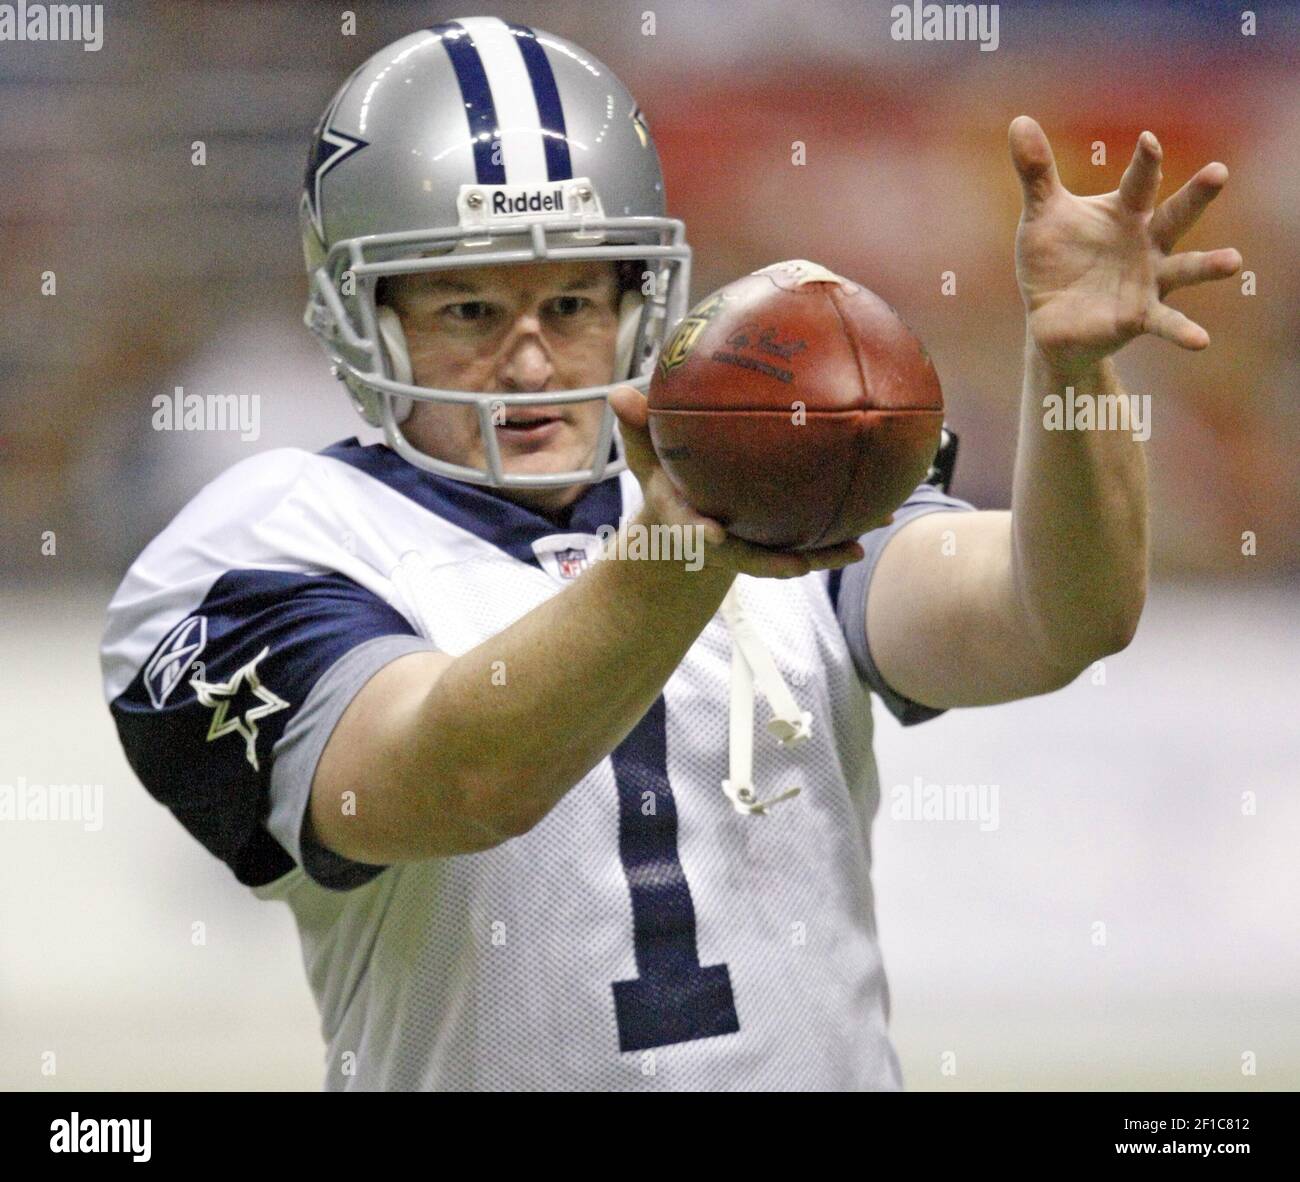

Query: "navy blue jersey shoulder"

xmin=320 ymin=437 xmax=625 ymax=567
xmin=111 ymin=569 xmax=416 ymax=887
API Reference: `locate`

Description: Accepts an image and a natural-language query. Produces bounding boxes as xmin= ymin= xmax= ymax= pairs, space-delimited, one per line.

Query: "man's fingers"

xmin=1157 ymin=248 xmax=1242 ymax=296
xmin=1118 ymin=130 xmax=1163 ymax=213
xmin=708 ymin=536 xmax=813 ymax=579
xmin=1008 ymin=115 xmax=1062 ymax=211
xmin=1145 ymin=303 xmax=1209 ymax=351
xmin=804 ymin=540 xmax=867 ymax=571
xmin=708 ymin=535 xmax=866 ymax=580
xmin=1150 ymin=162 xmax=1229 ymax=251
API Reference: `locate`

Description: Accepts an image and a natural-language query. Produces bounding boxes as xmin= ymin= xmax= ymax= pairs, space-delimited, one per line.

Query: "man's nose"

xmin=498 ymin=315 xmax=553 ymax=392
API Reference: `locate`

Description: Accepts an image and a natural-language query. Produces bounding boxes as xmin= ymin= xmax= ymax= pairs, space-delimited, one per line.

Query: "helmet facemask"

xmin=301 ymin=20 xmax=691 ymax=488
xmin=303 ymin=182 xmax=691 ymax=488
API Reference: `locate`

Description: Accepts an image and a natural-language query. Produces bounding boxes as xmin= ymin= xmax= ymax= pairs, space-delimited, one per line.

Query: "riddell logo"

xmin=492 ymin=188 xmax=564 ymax=215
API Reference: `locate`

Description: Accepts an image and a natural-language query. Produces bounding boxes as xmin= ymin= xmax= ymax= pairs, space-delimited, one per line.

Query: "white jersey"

xmin=101 ymin=437 xmax=971 ymax=1090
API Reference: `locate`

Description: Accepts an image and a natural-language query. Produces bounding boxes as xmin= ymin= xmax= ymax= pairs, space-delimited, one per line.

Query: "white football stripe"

xmin=457 ymin=16 xmax=548 ymax=184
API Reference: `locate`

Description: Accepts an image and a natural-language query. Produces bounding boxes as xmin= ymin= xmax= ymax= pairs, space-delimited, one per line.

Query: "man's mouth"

xmin=497 ymin=411 xmax=562 ymax=431
xmin=494 ymin=410 xmax=566 ymax=446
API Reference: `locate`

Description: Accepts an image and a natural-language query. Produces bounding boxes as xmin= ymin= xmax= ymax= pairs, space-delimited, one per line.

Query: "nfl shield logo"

xmin=531 ymin=533 xmax=602 ymax=583
xmin=556 ymin=548 xmax=589 ymax=580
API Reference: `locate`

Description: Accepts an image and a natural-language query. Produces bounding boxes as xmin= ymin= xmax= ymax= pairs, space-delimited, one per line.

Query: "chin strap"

xmin=719 ymin=585 xmax=810 ymax=816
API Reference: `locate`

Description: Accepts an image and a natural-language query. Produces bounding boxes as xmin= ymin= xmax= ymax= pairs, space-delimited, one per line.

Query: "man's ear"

xmin=614 ymin=259 xmax=645 ymax=310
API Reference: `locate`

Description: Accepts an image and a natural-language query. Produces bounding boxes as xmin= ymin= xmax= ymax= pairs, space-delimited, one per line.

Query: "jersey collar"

xmin=320 ymin=437 xmax=625 ymax=569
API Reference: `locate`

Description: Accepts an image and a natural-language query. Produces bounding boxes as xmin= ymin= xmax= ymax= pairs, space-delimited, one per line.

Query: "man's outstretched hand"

xmin=1009 ymin=115 xmax=1241 ymax=378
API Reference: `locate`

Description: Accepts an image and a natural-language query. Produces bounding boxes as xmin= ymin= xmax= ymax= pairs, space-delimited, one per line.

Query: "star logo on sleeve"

xmin=189 ymin=647 xmax=290 ymax=772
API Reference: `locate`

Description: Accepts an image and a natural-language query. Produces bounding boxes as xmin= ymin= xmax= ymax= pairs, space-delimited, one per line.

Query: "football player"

xmin=101 ymin=18 xmax=1239 ymax=1089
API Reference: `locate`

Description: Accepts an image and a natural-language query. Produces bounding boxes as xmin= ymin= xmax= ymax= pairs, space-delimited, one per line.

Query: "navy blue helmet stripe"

xmin=430 ymin=20 xmax=506 ymax=185
xmin=507 ymin=22 xmax=573 ymax=181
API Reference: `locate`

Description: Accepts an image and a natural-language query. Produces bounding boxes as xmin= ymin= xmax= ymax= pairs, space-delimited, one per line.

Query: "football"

xmin=647 ymin=259 xmax=945 ymax=549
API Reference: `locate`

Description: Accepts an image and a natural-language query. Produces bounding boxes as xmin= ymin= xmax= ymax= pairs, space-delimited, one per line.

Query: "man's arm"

xmin=311 ymin=552 xmax=733 ymax=861
xmin=867 ymin=352 xmax=1145 ymax=708
xmin=864 ymin=117 xmax=1240 ymax=709
xmin=310 ymin=391 xmax=870 ymax=865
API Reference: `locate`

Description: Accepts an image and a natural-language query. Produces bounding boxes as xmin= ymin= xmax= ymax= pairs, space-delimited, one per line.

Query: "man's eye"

xmin=444 ymin=301 xmax=494 ymax=322
xmin=548 ymin=296 xmax=591 ymax=316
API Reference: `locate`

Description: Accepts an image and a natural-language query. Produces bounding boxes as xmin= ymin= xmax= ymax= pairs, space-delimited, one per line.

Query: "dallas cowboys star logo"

xmin=190 ymin=647 xmax=290 ymax=772
xmin=304 ymin=84 xmax=368 ymax=240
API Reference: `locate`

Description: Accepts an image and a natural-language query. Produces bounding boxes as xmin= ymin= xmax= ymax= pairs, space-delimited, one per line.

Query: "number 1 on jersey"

xmin=609 ymin=696 xmax=740 ymax=1052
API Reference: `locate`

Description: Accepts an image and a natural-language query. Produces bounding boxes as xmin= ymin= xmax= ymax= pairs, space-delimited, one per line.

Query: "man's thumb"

xmin=608 ymin=384 xmax=657 ymax=474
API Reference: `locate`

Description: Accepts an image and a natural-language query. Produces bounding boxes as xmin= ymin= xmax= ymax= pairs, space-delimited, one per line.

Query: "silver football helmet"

xmin=300 ymin=17 xmax=692 ymax=487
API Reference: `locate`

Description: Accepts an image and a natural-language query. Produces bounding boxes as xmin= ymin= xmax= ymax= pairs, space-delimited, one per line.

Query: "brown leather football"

xmin=647 ymin=259 xmax=945 ymax=550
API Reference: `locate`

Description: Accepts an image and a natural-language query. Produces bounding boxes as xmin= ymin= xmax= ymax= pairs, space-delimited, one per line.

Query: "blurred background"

xmin=1 ymin=0 xmax=1296 ymax=1089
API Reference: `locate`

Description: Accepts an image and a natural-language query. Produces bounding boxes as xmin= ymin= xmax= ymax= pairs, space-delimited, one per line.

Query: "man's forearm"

xmin=1010 ymin=336 xmax=1148 ymax=667
xmin=417 ymin=530 xmax=734 ymax=839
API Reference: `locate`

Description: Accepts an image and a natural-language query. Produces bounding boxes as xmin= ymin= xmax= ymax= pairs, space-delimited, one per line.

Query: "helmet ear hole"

xmin=376 ymin=304 xmax=414 ymax=424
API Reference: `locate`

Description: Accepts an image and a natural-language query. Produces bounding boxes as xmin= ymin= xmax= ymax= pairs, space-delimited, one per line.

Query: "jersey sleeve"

xmin=831 ymin=481 xmax=977 ymax=726
xmin=105 ymin=569 xmax=436 ymax=890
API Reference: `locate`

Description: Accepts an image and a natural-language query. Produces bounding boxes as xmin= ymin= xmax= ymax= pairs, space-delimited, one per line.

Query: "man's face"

xmin=384 ymin=259 xmax=622 ymax=513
